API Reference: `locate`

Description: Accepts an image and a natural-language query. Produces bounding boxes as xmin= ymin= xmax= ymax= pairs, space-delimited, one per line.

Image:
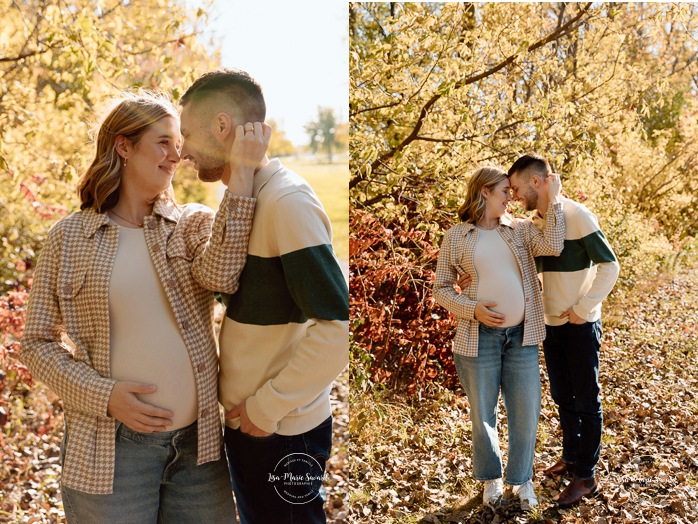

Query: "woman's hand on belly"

xmin=107 ymin=381 xmax=175 ymax=433
xmin=475 ymin=301 xmax=505 ymax=327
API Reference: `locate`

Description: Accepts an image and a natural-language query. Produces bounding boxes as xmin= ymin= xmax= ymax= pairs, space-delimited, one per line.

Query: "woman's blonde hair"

xmin=77 ymin=91 xmax=179 ymax=212
xmin=457 ymin=166 xmax=508 ymax=223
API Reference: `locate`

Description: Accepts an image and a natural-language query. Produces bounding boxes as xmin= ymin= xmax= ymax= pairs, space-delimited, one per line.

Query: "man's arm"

xmin=572 ymin=212 xmax=620 ymax=320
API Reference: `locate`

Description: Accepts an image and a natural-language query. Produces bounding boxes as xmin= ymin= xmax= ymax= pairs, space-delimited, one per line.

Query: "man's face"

xmin=509 ymin=172 xmax=539 ymax=212
xmin=180 ymin=103 xmax=227 ymax=183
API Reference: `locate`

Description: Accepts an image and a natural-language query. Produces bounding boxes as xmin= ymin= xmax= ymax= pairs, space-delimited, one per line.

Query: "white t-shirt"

xmin=109 ymin=223 xmax=198 ymax=430
xmin=473 ymin=228 xmax=525 ymax=327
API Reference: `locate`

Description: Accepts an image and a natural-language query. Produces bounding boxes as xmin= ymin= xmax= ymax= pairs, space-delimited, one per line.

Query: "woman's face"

xmin=484 ymin=178 xmax=512 ymax=218
xmin=121 ymin=115 xmax=182 ymax=198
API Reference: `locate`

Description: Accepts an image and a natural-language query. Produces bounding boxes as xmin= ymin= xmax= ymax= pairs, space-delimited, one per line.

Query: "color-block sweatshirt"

xmin=218 ymin=159 xmax=349 ymax=435
xmin=533 ymin=197 xmax=620 ymax=326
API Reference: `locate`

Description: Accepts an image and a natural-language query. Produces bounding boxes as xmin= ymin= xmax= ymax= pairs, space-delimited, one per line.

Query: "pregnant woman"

xmin=21 ymin=92 xmax=268 ymax=522
xmin=433 ymin=166 xmax=563 ymax=511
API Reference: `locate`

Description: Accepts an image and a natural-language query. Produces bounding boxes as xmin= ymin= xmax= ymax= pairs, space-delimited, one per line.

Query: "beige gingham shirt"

xmin=433 ymin=201 xmax=564 ymax=357
xmin=20 ymin=191 xmax=255 ymax=494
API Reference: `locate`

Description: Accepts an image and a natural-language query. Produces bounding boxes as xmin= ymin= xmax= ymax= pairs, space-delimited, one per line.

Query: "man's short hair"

xmin=508 ymin=153 xmax=551 ymax=181
xmin=180 ymin=67 xmax=266 ymax=122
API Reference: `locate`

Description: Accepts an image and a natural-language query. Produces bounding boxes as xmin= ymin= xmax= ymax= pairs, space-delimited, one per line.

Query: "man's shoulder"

xmin=559 ymin=197 xmax=609 ymax=241
xmin=260 ymin=161 xmax=318 ymax=206
xmin=561 ymin=196 xmax=592 ymax=215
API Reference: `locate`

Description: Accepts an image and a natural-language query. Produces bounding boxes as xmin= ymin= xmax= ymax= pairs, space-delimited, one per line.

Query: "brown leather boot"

xmin=542 ymin=458 xmax=573 ymax=477
xmin=556 ymin=477 xmax=598 ymax=508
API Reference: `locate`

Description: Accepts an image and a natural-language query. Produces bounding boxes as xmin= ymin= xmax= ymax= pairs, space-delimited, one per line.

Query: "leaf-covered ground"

xmin=349 ymin=269 xmax=698 ymax=523
xmin=0 ymin=370 xmax=350 ymax=523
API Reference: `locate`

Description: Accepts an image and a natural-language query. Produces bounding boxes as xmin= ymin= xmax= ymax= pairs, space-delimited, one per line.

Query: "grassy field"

xmin=284 ymin=156 xmax=349 ymax=262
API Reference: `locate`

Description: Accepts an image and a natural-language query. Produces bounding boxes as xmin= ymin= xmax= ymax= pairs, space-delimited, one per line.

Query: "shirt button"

xmin=201 ymin=408 xmax=209 ymax=418
xmin=197 ymin=363 xmax=205 ymax=372
xmin=147 ymin=221 xmax=157 ymax=230
xmin=151 ymin=243 xmax=160 ymax=252
xmin=168 ymin=278 xmax=176 ymax=289
xmin=181 ymin=320 xmax=190 ymax=331
xmin=62 ymin=284 xmax=72 ymax=295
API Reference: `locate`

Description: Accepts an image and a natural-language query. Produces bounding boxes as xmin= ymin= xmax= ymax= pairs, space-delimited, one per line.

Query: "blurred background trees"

xmin=0 ymin=0 xmax=219 ymax=292
xmin=305 ymin=106 xmax=348 ymax=162
xmin=349 ymin=2 xmax=698 ymax=392
xmin=267 ymin=119 xmax=296 ymax=157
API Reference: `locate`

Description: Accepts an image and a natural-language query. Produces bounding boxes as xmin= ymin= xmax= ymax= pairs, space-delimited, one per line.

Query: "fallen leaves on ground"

xmin=349 ymin=269 xmax=698 ymax=523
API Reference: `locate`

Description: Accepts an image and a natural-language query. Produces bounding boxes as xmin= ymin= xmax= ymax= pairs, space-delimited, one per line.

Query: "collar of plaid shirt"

xmin=459 ymin=213 xmax=516 ymax=233
xmin=81 ymin=197 xmax=182 ymax=238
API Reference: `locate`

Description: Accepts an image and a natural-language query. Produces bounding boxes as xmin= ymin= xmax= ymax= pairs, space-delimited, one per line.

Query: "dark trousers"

xmin=543 ymin=320 xmax=603 ymax=480
xmin=224 ymin=417 xmax=332 ymax=524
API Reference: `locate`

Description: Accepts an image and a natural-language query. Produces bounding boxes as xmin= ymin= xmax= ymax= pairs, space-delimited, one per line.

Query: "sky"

xmin=189 ymin=0 xmax=348 ymax=147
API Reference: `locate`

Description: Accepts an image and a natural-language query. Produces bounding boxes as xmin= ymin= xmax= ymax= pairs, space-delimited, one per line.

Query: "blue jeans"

xmin=543 ymin=319 xmax=603 ymax=480
xmin=454 ymin=323 xmax=541 ymax=485
xmin=61 ymin=422 xmax=235 ymax=523
xmin=224 ymin=416 xmax=332 ymax=524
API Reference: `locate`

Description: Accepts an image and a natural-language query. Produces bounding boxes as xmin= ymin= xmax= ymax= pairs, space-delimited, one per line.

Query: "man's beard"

xmin=197 ymin=163 xmax=225 ymax=183
xmin=193 ymin=147 xmax=226 ymax=182
xmin=522 ymin=186 xmax=538 ymax=211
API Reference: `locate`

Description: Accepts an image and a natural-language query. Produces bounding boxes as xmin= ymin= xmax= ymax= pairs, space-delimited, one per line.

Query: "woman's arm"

xmin=432 ymin=228 xmax=478 ymax=320
xmin=524 ymin=173 xmax=565 ymax=257
xmin=20 ymin=225 xmax=117 ymax=418
xmin=189 ymin=193 xmax=256 ymax=294
xmin=190 ymin=124 xmax=270 ymax=293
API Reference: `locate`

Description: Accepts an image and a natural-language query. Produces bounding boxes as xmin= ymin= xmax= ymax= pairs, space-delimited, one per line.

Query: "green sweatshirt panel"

xmin=225 ymin=244 xmax=348 ymax=325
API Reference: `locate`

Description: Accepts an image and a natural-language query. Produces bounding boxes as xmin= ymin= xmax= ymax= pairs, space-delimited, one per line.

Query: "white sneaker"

xmin=512 ymin=480 xmax=539 ymax=510
xmin=483 ymin=478 xmax=503 ymax=508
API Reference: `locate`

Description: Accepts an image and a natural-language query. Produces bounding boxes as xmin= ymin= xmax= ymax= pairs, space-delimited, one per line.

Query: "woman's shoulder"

xmin=170 ymin=203 xmax=216 ymax=250
xmin=446 ymin=221 xmax=475 ymax=236
xmin=47 ymin=208 xmax=92 ymax=236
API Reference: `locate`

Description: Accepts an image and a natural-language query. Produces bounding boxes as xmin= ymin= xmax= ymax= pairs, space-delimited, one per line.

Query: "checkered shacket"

xmin=20 ymin=191 xmax=255 ymax=494
xmin=433 ymin=202 xmax=564 ymax=357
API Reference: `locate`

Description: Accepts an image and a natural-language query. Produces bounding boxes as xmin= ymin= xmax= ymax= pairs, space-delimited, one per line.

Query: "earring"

xmin=123 ymin=157 xmax=128 ymax=167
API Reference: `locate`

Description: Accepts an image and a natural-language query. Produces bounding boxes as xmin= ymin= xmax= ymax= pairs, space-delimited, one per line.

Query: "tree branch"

xmin=359 ymin=2 xmax=593 ymax=181
xmin=0 ymin=46 xmax=57 ymax=63
xmin=351 ymin=99 xmax=403 ymax=117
